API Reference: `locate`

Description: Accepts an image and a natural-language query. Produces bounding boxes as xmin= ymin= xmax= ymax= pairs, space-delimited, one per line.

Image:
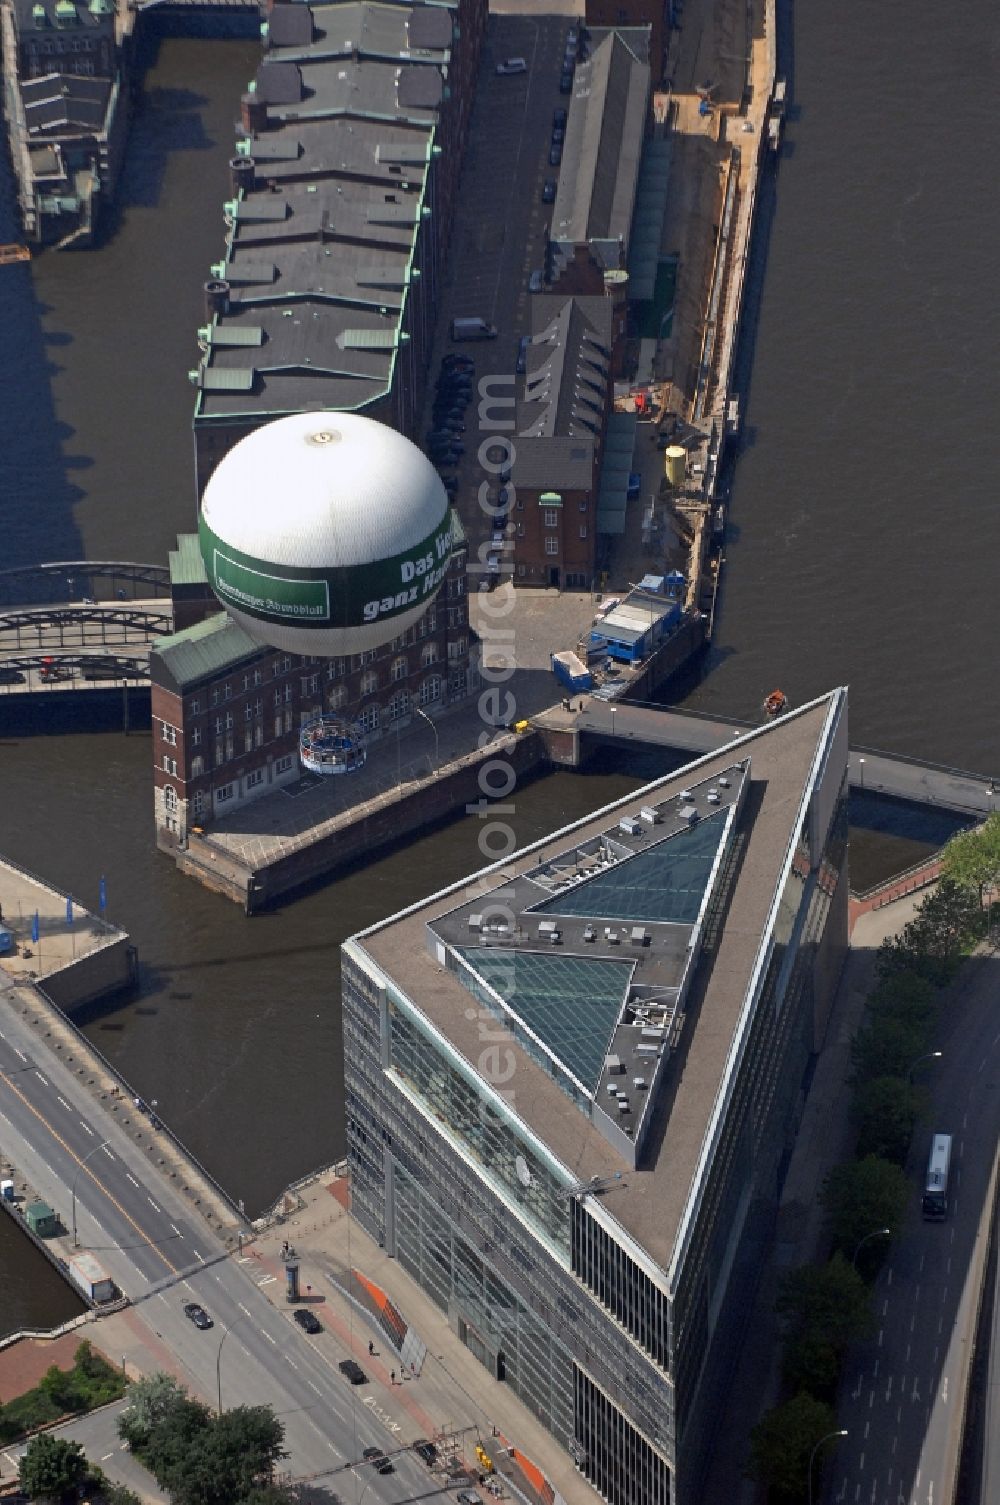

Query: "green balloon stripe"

xmin=198 ymin=512 xmax=454 ymax=632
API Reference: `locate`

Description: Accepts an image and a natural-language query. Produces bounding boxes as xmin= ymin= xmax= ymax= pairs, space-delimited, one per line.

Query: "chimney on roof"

xmin=230 ymin=155 xmax=255 ymax=196
xmin=204 ymin=280 xmax=230 ymax=320
xmin=240 ymin=91 xmax=267 ymax=135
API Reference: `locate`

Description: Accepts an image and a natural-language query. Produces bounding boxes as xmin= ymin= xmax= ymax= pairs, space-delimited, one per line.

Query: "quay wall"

xmin=41 ymin=940 xmax=138 ymax=1015
xmin=177 ymin=730 xmax=549 ymax=913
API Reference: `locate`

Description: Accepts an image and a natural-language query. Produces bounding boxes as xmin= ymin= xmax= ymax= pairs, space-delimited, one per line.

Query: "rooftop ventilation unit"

xmin=636 ymin=1042 xmax=660 ymax=1056
xmin=605 ymin=1054 xmax=624 ymax=1074
xmin=641 ymin=1027 xmax=665 ymax=1041
xmin=617 ymin=1098 xmax=631 ymax=1115
xmin=639 ymin=806 xmax=661 ymax=825
xmin=679 ymin=789 xmax=693 ymax=801
xmin=619 ymin=816 xmax=643 ymax=836
xmin=678 ymin=805 xmax=699 ymax=825
xmin=632 ymin=1077 xmax=647 ymax=1090
xmin=718 ymin=776 xmax=731 ymax=788
xmin=538 ymin=920 xmax=558 ymax=936
xmin=706 ymin=789 xmax=720 ymax=805
xmin=631 ymin=927 xmax=649 ymax=947
xmin=467 ymin=914 xmax=482 ymax=930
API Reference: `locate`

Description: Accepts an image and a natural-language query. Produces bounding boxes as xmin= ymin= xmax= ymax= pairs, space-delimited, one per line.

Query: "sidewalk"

xmin=242 ymin=1173 xmax=592 ymax=1505
xmin=699 ymin=890 xmax=930 ymax=1502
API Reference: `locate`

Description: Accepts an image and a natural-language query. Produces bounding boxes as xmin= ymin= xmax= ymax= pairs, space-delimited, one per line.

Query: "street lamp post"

xmin=413 ymin=705 xmax=439 ymax=771
xmin=858 ymin=756 xmax=865 ymax=790
xmin=71 ymin=1139 xmax=110 ymax=1248
xmin=852 ymin=1227 xmax=891 ymax=1271
xmin=908 ymin=1050 xmax=942 ymax=1084
xmin=808 ymin=1428 xmax=847 ymax=1505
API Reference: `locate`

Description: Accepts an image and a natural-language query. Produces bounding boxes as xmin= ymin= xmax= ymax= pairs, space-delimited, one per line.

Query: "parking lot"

xmin=422 ymin=12 xmax=586 ymax=553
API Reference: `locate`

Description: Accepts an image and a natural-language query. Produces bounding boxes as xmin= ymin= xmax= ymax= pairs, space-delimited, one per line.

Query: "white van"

xmin=451 ymin=317 xmax=498 ymax=342
xmin=495 ymin=58 xmax=527 ymax=76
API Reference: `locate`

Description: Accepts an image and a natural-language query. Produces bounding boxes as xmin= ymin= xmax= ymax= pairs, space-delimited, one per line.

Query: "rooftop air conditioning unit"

xmin=619 ymin=816 xmax=643 ymax=836
xmin=678 ymin=805 xmax=699 ymax=824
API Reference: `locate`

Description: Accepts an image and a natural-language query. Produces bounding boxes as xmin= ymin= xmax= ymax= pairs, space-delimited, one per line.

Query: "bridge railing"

xmin=0 ymin=561 xmax=170 ymax=607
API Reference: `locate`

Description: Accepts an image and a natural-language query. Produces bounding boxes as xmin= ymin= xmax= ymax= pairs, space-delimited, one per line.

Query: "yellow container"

xmin=665 ymin=445 xmax=687 ymax=486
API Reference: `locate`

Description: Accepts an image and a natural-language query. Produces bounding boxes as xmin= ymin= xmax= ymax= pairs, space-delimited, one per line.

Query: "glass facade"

xmin=342 ymin=695 xmax=850 ymax=1505
xmin=388 ymin=995 xmax=572 ymax=1256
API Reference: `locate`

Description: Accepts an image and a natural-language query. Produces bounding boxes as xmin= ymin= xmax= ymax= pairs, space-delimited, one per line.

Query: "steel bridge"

xmin=0 ymin=560 xmax=170 ymax=607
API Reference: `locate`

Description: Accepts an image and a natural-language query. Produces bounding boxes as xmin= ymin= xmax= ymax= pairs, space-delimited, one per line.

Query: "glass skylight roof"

xmin=534 ymin=809 xmax=730 ymax=926
xmin=456 ymin=949 xmax=633 ymax=1094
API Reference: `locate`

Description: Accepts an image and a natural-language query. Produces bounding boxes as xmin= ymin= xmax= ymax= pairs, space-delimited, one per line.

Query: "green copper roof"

xmin=152 ymin=611 xmax=263 ymax=690
xmin=168 ymin=533 xmax=208 ymax=588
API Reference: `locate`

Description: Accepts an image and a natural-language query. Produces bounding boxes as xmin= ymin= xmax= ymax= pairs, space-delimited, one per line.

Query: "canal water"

xmin=0 ymin=6 xmax=995 ymax=1330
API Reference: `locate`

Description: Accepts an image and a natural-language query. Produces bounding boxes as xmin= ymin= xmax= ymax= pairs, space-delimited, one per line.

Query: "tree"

xmin=747 ymin=1391 xmax=839 ymax=1500
xmin=117 ymin=1372 xmax=195 ymax=1454
xmin=823 ymin=1155 xmax=909 ymax=1258
xmin=851 ymin=1013 xmax=928 ymax=1086
xmin=777 ymin=1254 xmax=872 ymax=1352
xmin=776 ymin=1254 xmax=872 ymax=1399
xmin=854 ymin=1075 xmax=924 ymax=1164
xmin=160 ymin=1406 xmax=286 ymax=1505
xmin=940 ymin=813 xmax=1000 ymax=904
xmin=19 ymin=1434 xmax=88 ymax=1504
xmin=867 ymin=969 xmax=938 ymax=1028
xmin=907 ymin=880 xmax=981 ymax=960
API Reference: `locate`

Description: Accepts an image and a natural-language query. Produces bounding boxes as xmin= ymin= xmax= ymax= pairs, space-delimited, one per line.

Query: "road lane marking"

xmin=864 ymin=1420 xmax=869 ymax=1439
xmin=257 ymin=1275 xmax=276 ymax=1287
xmin=79 ymin=1121 xmax=94 ymax=1135
xmin=941 ymin=1377 xmax=948 ymax=1404
xmin=0 ymin=1067 xmax=178 ymax=1273
xmin=263 ymin=1330 xmax=276 ymax=1345
xmin=102 ymin=1145 xmax=114 ymax=1159
xmin=34 ymin=1071 xmax=48 ymax=1086
xmin=878 ymin=1327 xmax=883 ymax=1347
xmin=126 ymin=1173 xmax=139 ymax=1187
xmin=14 ymin=1049 xmax=26 ymax=1061
xmin=285 ymin=1357 xmax=298 ymax=1370
xmin=101 ymin=1453 xmax=114 ymax=1462
xmin=307 ymin=1380 xmax=321 ymax=1394
xmin=192 ymin=1249 xmax=202 ymax=1260
xmin=147 ymin=1197 xmax=161 ymax=1212
xmin=57 ymin=1095 xmax=72 ymax=1110
xmin=171 ymin=1223 xmax=182 ymax=1237
xmin=858 ymin=1452 xmax=865 ymax=1472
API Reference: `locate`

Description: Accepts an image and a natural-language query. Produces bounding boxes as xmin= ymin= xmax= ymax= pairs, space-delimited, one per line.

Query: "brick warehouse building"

xmin=149 ymin=529 xmax=475 ymax=852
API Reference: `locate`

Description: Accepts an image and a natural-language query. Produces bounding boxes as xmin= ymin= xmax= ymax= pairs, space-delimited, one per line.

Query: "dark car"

xmin=412 ymin=1439 xmax=439 ymax=1467
xmin=457 ymin=1493 xmax=483 ymax=1505
xmin=0 ymin=668 xmax=26 ymax=684
xmin=293 ymin=1309 xmax=322 ymax=1334
xmin=433 ymin=404 xmax=466 ymax=423
xmin=541 ymin=178 xmax=556 ymax=204
xmin=441 ymin=353 xmax=474 ymax=370
xmin=183 ymin=1302 xmax=213 ymax=1330
xmin=362 ymin=1447 xmax=393 ymax=1475
xmin=548 ymin=143 xmax=563 ymax=167
xmin=438 ymin=377 xmax=472 ymax=396
xmin=553 ymin=107 xmax=567 ymax=129
xmin=551 ymin=125 xmax=565 ymax=145
xmin=559 ymin=70 xmax=573 ymax=93
xmin=338 ymin=1358 xmax=368 ymax=1385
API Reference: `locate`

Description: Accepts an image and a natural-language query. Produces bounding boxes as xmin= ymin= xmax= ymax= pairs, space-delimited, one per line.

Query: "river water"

xmin=0 ymin=6 xmax=995 ymax=1332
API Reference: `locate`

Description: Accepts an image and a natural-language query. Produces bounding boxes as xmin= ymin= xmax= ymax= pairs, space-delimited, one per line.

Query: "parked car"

xmin=293 ymin=1309 xmax=322 ymax=1334
xmin=457 ymin=1493 xmax=483 ymax=1505
xmin=548 ymin=143 xmax=563 ymax=167
xmin=553 ymin=107 xmax=567 ymax=129
xmin=559 ymin=70 xmax=574 ymax=93
xmin=183 ymin=1303 xmax=213 ymax=1330
xmin=338 ymin=1358 xmax=368 ymax=1385
xmin=528 ymin=270 xmax=544 ymax=293
xmin=495 ymin=57 xmax=527 ymax=75
xmin=515 ymin=335 xmax=530 ymax=374
xmin=551 ymin=125 xmax=565 ymax=145
xmin=541 ymin=178 xmax=557 ymax=204
xmin=412 ymin=1439 xmax=438 ymax=1467
xmin=362 ymin=1447 xmax=393 ymax=1475
xmin=0 ymin=668 xmax=26 ymax=684
xmin=441 ymin=353 xmax=474 ymax=370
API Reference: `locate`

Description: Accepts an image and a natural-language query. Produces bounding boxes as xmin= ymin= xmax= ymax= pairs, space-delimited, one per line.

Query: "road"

xmin=0 ymin=979 xmax=437 ymax=1504
xmin=822 ymin=952 xmax=1000 ymax=1505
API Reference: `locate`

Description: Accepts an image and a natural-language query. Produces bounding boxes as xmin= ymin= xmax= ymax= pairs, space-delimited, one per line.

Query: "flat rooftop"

xmin=357 ymin=694 xmax=838 ymax=1273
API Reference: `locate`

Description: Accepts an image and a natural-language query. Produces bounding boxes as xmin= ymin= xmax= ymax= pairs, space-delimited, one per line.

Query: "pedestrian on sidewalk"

xmin=368 ymin=1340 xmax=374 ymax=1356
xmin=390 ymin=1369 xmax=396 ymax=1385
